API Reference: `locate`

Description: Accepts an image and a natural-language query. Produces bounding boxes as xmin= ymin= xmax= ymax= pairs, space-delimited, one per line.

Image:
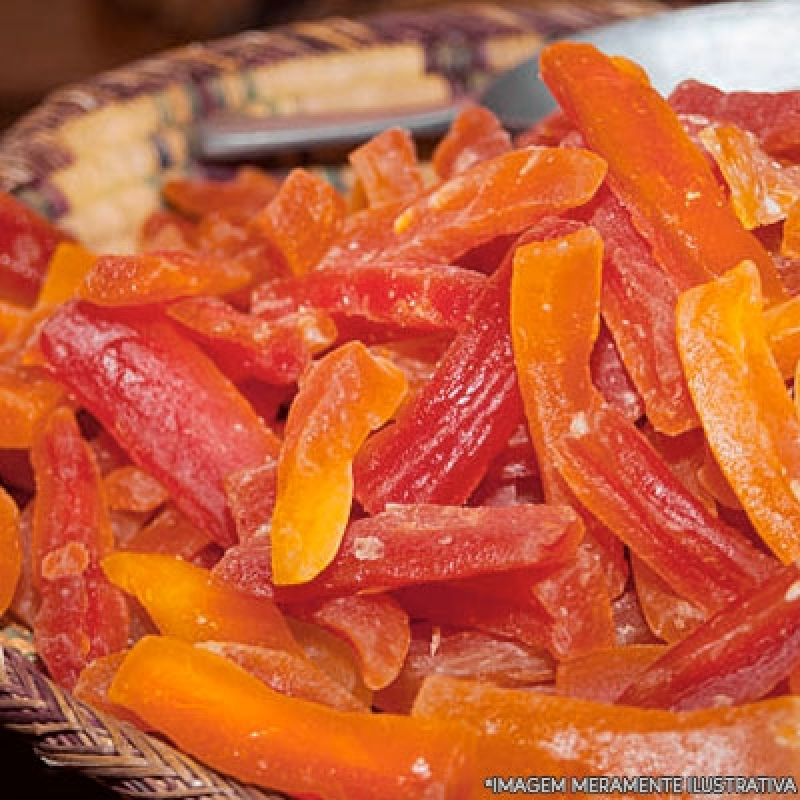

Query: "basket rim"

xmin=0 ymin=2 xmax=665 ymax=235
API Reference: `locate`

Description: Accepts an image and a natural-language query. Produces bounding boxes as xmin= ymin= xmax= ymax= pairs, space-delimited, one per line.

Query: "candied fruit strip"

xmin=103 ymin=465 xmax=169 ymax=513
xmin=162 ymin=166 xmax=280 ymax=219
xmin=270 ymin=340 xmax=407 ymax=585
xmin=348 ymin=128 xmax=425 ymax=208
xmin=36 ymin=241 xmax=96 ymax=309
xmin=510 ymin=226 xmax=621 ymax=651
xmin=214 ymin=502 xmax=583 ymax=602
xmin=31 ymin=406 xmax=129 ymax=688
xmin=589 ymin=191 xmax=698 ymax=434
xmin=698 ymin=123 xmax=800 ymax=230
xmin=298 ymin=592 xmax=411 ymax=691
xmin=510 ymin=227 xmax=604 ymax=496
xmin=80 ymin=250 xmax=251 ymax=306
xmin=431 ymin=105 xmax=511 ymax=181
xmin=353 ymin=239 xmax=526 ymax=512
xmin=103 ymin=551 xmax=300 ymax=655
xmin=412 ymin=674 xmax=800 ymax=778
xmin=109 ymin=635 xmax=474 ymax=800
xmin=252 ymin=265 xmax=487 ymax=334
xmin=252 ymin=168 xmax=346 ymax=276
xmin=0 ymin=484 xmax=20 ymax=616
xmin=540 ymin=41 xmax=786 ymax=301
xmin=0 ymin=367 xmax=65 ymax=449
xmin=619 ymin=563 xmax=800 ymax=710
xmin=38 ymin=301 xmax=281 ymax=547
xmin=168 ymin=295 xmax=336 ymax=385
xmin=556 ymin=405 xmax=779 ymax=614
xmin=676 ymin=260 xmax=800 ymax=564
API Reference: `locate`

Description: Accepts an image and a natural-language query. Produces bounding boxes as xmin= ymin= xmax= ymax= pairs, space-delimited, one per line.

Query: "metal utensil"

xmin=192 ymin=0 xmax=800 ymax=163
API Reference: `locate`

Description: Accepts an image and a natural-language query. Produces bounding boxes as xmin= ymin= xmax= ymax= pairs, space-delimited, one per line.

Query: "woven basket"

xmin=0 ymin=3 xmax=666 ymax=798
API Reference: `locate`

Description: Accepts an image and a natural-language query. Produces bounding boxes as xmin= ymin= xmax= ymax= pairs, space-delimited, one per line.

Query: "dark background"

xmin=0 ymin=723 xmax=118 ymax=799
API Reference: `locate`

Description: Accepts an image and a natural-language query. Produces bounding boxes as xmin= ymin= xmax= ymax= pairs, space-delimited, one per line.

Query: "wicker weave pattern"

xmin=0 ymin=644 xmax=283 ymax=799
xmin=0 ymin=2 xmax=665 ymax=253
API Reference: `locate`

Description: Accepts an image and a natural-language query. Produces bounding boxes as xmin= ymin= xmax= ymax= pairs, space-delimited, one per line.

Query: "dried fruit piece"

xmin=31 ymin=406 xmax=129 ymax=688
xmin=541 ymin=42 xmax=786 ymax=300
xmin=412 ymin=674 xmax=800 ymax=778
xmin=39 ymin=302 xmax=281 ymax=547
xmin=270 ymin=341 xmax=407 ymax=585
xmin=109 ymin=635 xmax=473 ymax=800
xmin=677 ymin=260 xmax=800 ymax=563
xmin=0 ymin=484 xmax=20 ymax=616
xmin=620 ymin=563 xmax=800 ymax=709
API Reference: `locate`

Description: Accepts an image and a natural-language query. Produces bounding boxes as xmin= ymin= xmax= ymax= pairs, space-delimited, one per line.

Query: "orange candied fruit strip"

xmin=103 ymin=465 xmax=169 ymax=514
xmin=162 ymin=166 xmax=280 ymax=219
xmin=412 ymin=674 xmax=800 ymax=782
xmin=109 ymin=635 xmax=474 ymax=800
xmin=252 ymin=168 xmax=346 ymax=276
xmin=36 ymin=241 xmax=96 ymax=309
xmin=348 ymin=127 xmax=425 ymax=208
xmin=0 ymin=367 xmax=65 ymax=449
xmin=80 ymin=250 xmax=251 ymax=306
xmin=510 ymin=226 xmax=604 ymax=497
xmin=539 ymin=41 xmax=786 ymax=301
xmin=699 ymin=123 xmax=800 ymax=230
xmin=509 ymin=226 xmax=620 ymax=653
xmin=0 ymin=484 xmax=21 ymax=616
xmin=677 ymin=260 xmax=800 ymax=564
xmin=270 ymin=340 xmax=407 ymax=585
xmin=102 ymin=551 xmax=301 ymax=656
xmin=783 ymin=199 xmax=800 ymax=259
xmin=764 ymin=291 xmax=800 ymax=379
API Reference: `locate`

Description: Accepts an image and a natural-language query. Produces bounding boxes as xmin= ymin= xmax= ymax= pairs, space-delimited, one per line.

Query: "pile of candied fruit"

xmin=0 ymin=41 xmax=798 ymax=799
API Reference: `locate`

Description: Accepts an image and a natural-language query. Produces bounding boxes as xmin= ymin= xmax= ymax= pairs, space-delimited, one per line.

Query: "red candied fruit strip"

xmin=0 ymin=191 xmax=74 ymax=306
xmin=619 ymin=564 xmax=800 ymax=710
xmin=556 ymin=405 xmax=780 ymax=615
xmin=38 ymin=301 xmax=281 ymax=547
xmin=31 ymin=407 xmax=129 ymax=688
xmin=669 ymin=80 xmax=800 ymax=158
xmin=168 ymin=295 xmax=336 ymax=385
xmin=352 ymin=256 xmax=523 ymax=510
xmin=589 ymin=190 xmax=698 ymax=434
xmin=252 ymin=265 xmax=488 ymax=334
xmin=213 ymin=502 xmax=584 ymax=601
xmin=295 ymin=593 xmax=411 ymax=692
